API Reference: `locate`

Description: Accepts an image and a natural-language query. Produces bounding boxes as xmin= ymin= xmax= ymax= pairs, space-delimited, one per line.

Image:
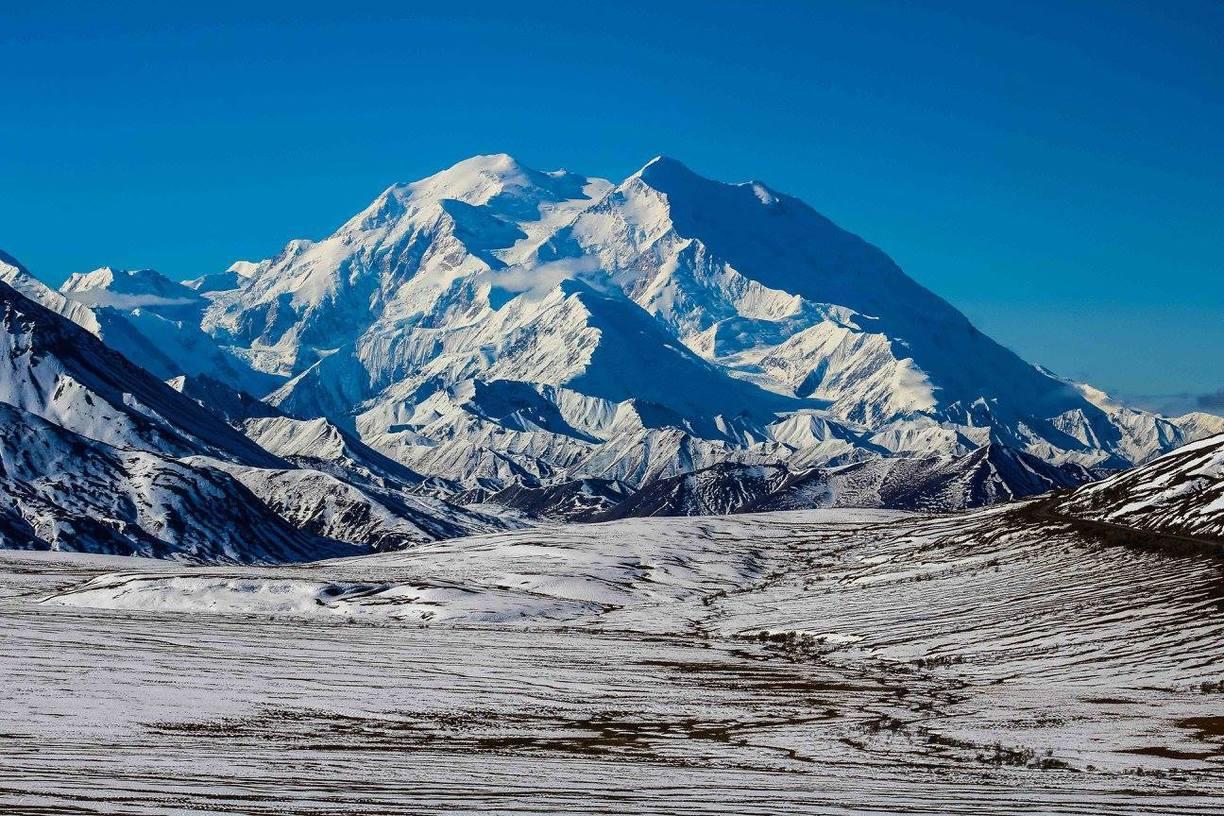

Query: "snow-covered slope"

xmin=12 ymin=504 xmax=1224 ymax=811
xmin=184 ymin=155 xmax=1214 ymax=499
xmin=596 ymin=444 xmax=1090 ymax=520
xmin=2 ymin=252 xmax=272 ymax=393
xmin=61 ymin=266 xmax=202 ymax=317
xmin=183 ymin=259 xmax=266 ymax=295
xmin=196 ymin=456 xmax=507 ymax=552
xmin=203 ymin=154 xmax=614 ymax=376
xmin=168 ymin=373 xmax=463 ymax=496
xmin=0 ymin=278 xmax=282 ymax=466
xmin=165 ymin=373 xmax=507 ymax=546
xmin=547 ymin=156 xmax=1214 ymax=468
xmin=1051 ymin=432 xmax=1224 ymax=541
xmin=0 ymin=401 xmax=354 ymax=563
xmin=0 ymin=274 xmax=510 ymax=560
xmin=57 ymin=265 xmax=275 ymax=393
xmin=8 ymin=154 xmax=1219 ymax=525
xmin=167 ymin=373 xmax=286 ymax=425
xmin=469 ymin=478 xmax=632 ymax=521
xmin=768 ymin=444 xmax=1092 ymax=512
xmin=597 ymin=463 xmax=792 ymax=519
xmin=0 ymin=251 xmax=101 ymax=331
xmin=194 ymin=155 xmax=824 ymax=492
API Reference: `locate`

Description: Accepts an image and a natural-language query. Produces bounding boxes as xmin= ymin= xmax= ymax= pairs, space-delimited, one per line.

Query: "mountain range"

xmin=1 ymin=153 xmax=1220 ymax=557
xmin=0 ymin=254 xmax=505 ymax=561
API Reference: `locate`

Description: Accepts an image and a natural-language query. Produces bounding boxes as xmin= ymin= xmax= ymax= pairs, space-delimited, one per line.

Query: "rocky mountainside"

xmin=0 ymin=277 xmax=281 ymax=466
xmin=462 ymin=478 xmax=632 ymax=522
xmin=0 ymin=276 xmax=507 ymax=560
xmin=767 ymin=444 xmax=1093 ymax=512
xmin=1050 ymin=432 xmax=1224 ymax=542
xmin=596 ymin=464 xmax=792 ymax=520
xmin=594 ymin=444 xmax=1091 ymax=520
xmin=0 ymin=400 xmax=352 ymax=562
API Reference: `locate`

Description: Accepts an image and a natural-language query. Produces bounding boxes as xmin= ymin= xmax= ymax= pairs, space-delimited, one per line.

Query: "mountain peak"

xmin=466 ymin=152 xmax=522 ymax=170
xmin=403 ymin=153 xmax=535 ymax=199
xmin=0 ymin=249 xmax=32 ymax=277
xmin=227 ymin=260 xmax=265 ymax=279
xmin=367 ymin=153 xmax=602 ymax=222
xmin=193 ymin=155 xmax=1210 ymax=496
xmin=635 ymin=154 xmax=699 ymax=183
xmin=60 ymin=266 xmax=119 ymax=292
xmin=634 ymin=157 xmax=783 ymax=208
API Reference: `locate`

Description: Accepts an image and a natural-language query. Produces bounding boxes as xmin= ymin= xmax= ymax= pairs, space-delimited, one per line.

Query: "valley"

xmin=3 ymin=502 xmax=1223 ymax=814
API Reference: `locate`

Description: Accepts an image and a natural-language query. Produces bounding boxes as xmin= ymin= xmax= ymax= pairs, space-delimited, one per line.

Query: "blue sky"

xmin=2 ymin=1 xmax=1220 ymax=409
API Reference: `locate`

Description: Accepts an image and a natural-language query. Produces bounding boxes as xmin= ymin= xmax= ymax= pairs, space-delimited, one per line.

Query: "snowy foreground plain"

xmin=4 ymin=507 xmax=1224 ymax=814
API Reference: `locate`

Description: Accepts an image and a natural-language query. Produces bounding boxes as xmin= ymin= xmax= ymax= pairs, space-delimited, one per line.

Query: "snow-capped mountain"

xmin=184 ymin=259 xmax=267 ymax=295
xmin=3 ymin=154 xmax=1218 ymax=545
xmin=169 ymin=376 xmax=510 ymax=549
xmin=545 ymin=156 xmax=1219 ymax=467
xmin=0 ymin=251 xmax=273 ymax=394
xmin=0 ymin=269 xmax=509 ymax=560
xmin=57 ymin=265 xmax=277 ymax=394
xmin=0 ymin=276 xmax=281 ymax=465
xmin=202 ymin=154 xmax=613 ymax=376
xmin=0 ymin=400 xmax=354 ymax=562
xmin=61 ymin=266 xmax=202 ymax=318
xmin=183 ymin=154 xmax=1218 ymax=501
xmin=194 ymin=155 xmax=834 ymax=491
xmin=0 ymin=277 xmax=353 ymax=560
xmin=1050 ymin=431 xmax=1224 ymax=542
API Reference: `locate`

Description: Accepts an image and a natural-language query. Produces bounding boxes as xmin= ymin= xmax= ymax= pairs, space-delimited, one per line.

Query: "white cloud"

xmin=63 ymin=291 xmax=198 ymax=309
xmin=479 ymin=257 xmax=608 ymax=302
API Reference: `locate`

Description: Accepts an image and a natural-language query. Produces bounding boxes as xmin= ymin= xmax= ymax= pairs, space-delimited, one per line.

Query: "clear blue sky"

xmin=2 ymin=0 xmax=1220 ymax=410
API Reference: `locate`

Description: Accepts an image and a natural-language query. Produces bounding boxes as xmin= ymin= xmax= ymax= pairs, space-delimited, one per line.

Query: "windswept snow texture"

xmin=1052 ymin=432 xmax=1224 ymax=541
xmin=6 ymin=506 xmax=1224 ymax=812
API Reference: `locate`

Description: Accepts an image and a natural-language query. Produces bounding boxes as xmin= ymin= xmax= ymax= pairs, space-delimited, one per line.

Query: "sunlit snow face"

xmin=751 ymin=182 xmax=779 ymax=206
